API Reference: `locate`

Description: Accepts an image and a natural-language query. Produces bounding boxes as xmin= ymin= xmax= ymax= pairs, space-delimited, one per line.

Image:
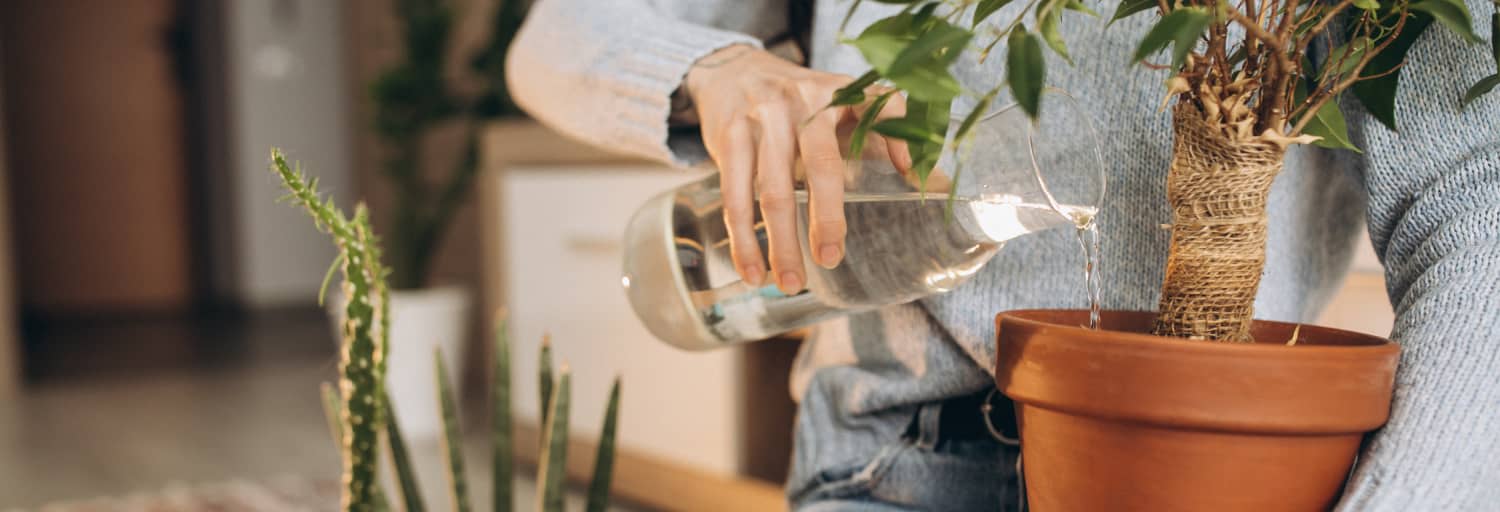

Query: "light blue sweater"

xmin=507 ymin=1 xmax=1500 ymax=509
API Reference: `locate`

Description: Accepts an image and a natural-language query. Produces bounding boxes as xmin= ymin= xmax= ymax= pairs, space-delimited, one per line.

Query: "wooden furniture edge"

xmin=511 ymin=420 xmax=788 ymax=512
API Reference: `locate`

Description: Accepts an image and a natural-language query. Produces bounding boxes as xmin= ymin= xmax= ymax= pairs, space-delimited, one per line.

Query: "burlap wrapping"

xmin=1153 ymin=103 xmax=1286 ymax=342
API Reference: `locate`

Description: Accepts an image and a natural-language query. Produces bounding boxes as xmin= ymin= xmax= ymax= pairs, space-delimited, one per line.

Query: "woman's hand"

xmin=685 ymin=44 xmax=910 ymax=294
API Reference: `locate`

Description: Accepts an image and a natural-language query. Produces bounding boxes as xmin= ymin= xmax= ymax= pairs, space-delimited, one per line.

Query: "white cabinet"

xmin=491 ymin=166 xmax=753 ymax=475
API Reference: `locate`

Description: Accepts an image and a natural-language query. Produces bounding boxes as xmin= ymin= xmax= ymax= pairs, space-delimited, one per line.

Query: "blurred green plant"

xmin=372 ymin=0 xmax=531 ymax=289
xmin=274 ymin=149 xmax=621 ymax=512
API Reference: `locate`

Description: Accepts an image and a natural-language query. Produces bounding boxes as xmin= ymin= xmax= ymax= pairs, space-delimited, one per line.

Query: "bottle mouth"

xmin=956 ymin=87 xmax=1107 ymax=227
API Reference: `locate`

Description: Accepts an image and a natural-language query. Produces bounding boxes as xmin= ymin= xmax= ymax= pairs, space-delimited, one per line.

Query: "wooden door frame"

xmin=0 ymin=30 xmax=20 ymax=397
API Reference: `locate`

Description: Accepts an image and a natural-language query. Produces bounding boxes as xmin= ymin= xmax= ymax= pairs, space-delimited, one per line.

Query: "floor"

xmin=0 ymin=308 xmax=636 ymax=511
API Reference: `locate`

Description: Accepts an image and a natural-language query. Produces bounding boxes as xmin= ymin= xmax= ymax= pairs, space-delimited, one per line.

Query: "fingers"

xmin=716 ymin=120 xmax=764 ymax=286
xmin=798 ymin=108 xmax=847 ymax=269
xmin=752 ymin=105 xmax=805 ymax=294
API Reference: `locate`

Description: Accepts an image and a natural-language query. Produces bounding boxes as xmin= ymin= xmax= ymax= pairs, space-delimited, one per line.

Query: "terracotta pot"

xmin=994 ymin=310 xmax=1399 ymax=512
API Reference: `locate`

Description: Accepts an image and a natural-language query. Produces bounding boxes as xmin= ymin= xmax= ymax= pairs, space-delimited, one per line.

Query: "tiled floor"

xmin=1 ymin=308 xmax=634 ymax=511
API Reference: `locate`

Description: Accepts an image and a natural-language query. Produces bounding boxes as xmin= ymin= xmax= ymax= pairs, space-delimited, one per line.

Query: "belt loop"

xmin=915 ymin=401 xmax=943 ymax=450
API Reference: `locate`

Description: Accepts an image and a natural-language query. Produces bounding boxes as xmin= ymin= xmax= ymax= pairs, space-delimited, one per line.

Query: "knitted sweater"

xmin=507 ymin=1 xmax=1500 ymax=509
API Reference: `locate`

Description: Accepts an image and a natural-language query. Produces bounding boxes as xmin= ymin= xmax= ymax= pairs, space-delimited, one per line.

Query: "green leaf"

xmin=384 ymin=392 xmax=427 ymax=512
xmin=954 ymin=88 xmax=1001 ymax=144
xmin=537 ymin=369 xmax=571 ymax=512
xmin=1132 ymin=7 xmax=1212 ymax=70
xmin=1109 ymin=0 xmax=1157 ymax=26
xmin=1302 ymin=97 xmax=1361 ymax=152
xmin=975 ymin=0 xmax=1015 ymax=26
xmin=873 ymin=118 xmax=947 ymax=144
xmin=1324 ymin=38 xmax=1371 ymax=78
xmin=1007 ymin=28 xmax=1047 ymax=118
xmin=491 ymin=312 xmax=513 ymax=512
xmin=1491 ymin=11 xmax=1499 ymax=67
xmin=852 ymin=32 xmax=908 ymax=73
xmin=1039 ymin=8 xmax=1073 ymax=64
xmin=1065 ymin=0 xmax=1100 ymax=17
xmin=830 ymin=70 xmax=881 ymax=107
xmin=585 ymin=379 xmax=621 ymax=512
xmin=902 ymin=98 xmax=951 ymax=184
xmin=537 ymin=335 xmax=553 ymax=449
xmin=888 ymin=20 xmax=973 ymax=77
xmin=1411 ymin=0 xmax=1482 ymax=43
xmin=1352 ymin=15 xmax=1433 ymax=130
xmin=1353 ymin=0 xmax=1379 ymax=10
xmin=849 ymin=91 xmax=897 ymax=160
xmin=436 ymin=350 xmax=473 ymax=512
xmin=1462 ymin=73 xmax=1500 ymax=108
xmin=889 ymin=64 xmax=964 ymax=102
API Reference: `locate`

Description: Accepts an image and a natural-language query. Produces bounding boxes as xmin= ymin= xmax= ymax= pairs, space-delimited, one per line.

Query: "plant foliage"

xmin=830 ymin=0 xmax=1499 ymax=174
xmin=373 ymin=0 xmax=531 ymax=289
xmin=276 ymin=150 xmax=620 ymax=512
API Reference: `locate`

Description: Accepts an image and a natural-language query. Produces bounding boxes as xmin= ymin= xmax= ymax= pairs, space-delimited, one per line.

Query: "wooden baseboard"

xmin=511 ymin=421 xmax=787 ymax=512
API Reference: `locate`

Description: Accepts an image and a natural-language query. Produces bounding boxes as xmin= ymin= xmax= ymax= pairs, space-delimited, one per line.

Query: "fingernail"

xmin=779 ymin=272 xmax=803 ymax=294
xmin=818 ymin=244 xmax=843 ymax=268
xmin=741 ymin=264 xmax=764 ymax=286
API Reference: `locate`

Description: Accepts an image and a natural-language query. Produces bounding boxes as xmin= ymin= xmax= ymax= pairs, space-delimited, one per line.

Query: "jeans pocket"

xmin=791 ymin=443 xmax=909 ymax=505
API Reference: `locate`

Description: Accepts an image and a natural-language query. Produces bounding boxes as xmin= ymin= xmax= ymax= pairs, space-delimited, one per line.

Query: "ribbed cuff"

xmin=598 ymin=18 xmax=761 ymax=167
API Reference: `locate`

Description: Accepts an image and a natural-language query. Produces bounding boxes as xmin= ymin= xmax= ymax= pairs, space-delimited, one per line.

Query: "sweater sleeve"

xmin=1335 ymin=3 xmax=1500 ymax=509
xmin=506 ymin=0 xmax=784 ymax=167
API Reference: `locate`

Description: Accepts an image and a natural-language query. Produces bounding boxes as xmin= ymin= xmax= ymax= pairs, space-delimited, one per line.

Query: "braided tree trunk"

xmin=1153 ymin=104 xmax=1287 ymax=342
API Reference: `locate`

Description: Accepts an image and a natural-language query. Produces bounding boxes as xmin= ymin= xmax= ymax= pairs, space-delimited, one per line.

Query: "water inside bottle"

xmin=664 ymin=190 xmax=1096 ymax=343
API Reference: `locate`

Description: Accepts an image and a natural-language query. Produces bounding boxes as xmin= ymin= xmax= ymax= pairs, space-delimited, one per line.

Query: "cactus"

xmin=383 ymin=392 xmax=426 ymax=511
xmin=492 ymin=310 xmax=514 ymax=512
xmin=585 ymin=378 xmax=620 ymax=512
xmin=437 ymin=349 xmax=474 ymax=512
xmin=278 ymin=149 xmax=620 ymax=512
xmin=273 ymin=150 xmax=387 ymax=511
xmin=319 ymin=383 xmax=392 ymax=512
xmin=536 ymin=367 xmax=571 ymax=512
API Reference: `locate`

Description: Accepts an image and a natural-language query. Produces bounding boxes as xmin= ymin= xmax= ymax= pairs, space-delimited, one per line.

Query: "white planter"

xmin=327 ymin=285 xmax=471 ymax=440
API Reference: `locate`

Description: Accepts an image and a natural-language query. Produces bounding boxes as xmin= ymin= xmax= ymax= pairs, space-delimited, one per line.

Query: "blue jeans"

xmin=787 ymin=395 xmax=1025 ymax=511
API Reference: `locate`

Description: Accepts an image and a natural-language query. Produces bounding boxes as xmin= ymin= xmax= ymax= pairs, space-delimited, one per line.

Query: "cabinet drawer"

xmin=498 ymin=166 xmax=748 ymax=475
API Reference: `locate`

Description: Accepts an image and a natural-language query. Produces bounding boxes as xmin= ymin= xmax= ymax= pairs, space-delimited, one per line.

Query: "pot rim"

xmin=995 ymin=309 xmax=1400 ymax=434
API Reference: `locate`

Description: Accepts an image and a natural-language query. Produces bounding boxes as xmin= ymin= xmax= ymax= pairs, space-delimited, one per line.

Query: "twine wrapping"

xmin=1153 ymin=103 xmax=1287 ymax=342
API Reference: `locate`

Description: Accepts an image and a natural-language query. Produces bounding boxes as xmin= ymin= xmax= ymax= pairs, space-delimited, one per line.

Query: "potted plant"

xmin=830 ymin=0 xmax=1496 ymax=509
xmin=336 ymin=0 xmax=532 ymax=440
xmin=274 ymin=149 xmax=620 ymax=511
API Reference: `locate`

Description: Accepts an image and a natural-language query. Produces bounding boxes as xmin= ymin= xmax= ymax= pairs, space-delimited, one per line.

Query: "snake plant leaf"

xmin=1007 ymin=28 xmax=1046 ymax=119
xmin=538 ymin=335 xmax=554 ymax=448
xmin=492 ymin=311 xmax=514 ymax=512
xmin=1461 ymin=74 xmax=1500 ymax=108
xmin=383 ymin=392 xmax=426 ymax=512
xmin=1132 ymin=7 xmax=1211 ymax=70
xmin=537 ymin=368 xmax=572 ymax=512
xmin=1411 ymin=0 xmax=1482 ymax=43
xmin=585 ymin=378 xmax=621 ymax=512
xmin=1109 ymin=0 xmax=1158 ymax=26
xmin=974 ymin=0 xmax=1015 ymax=26
xmin=436 ymin=350 xmax=473 ymax=512
xmin=849 ymin=91 xmax=897 ymax=162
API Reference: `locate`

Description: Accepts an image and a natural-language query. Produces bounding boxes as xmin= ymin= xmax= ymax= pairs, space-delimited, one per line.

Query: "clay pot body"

xmin=994 ymin=310 xmax=1399 ymax=512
